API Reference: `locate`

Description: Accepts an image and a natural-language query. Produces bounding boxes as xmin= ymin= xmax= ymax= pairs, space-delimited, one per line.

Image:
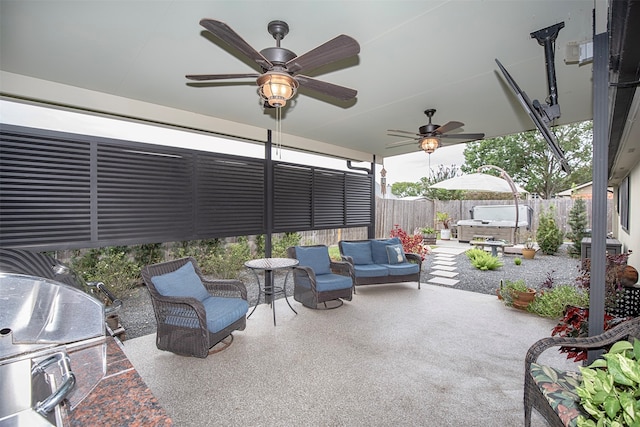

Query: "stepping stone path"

xmin=427 ymin=246 xmax=469 ymax=287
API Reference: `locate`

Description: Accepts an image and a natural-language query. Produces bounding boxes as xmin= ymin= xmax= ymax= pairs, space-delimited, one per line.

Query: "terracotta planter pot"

xmin=521 ymin=248 xmax=536 ymax=259
xmin=511 ymin=288 xmax=536 ymax=309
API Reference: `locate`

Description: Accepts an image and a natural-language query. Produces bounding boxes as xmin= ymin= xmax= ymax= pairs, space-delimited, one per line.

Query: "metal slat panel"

xmin=196 ymin=155 xmax=265 ymax=236
xmin=0 ymin=128 xmax=92 ymax=247
xmin=96 ymin=144 xmax=193 ymax=241
xmin=346 ymin=174 xmax=373 ymax=226
xmin=313 ymin=170 xmax=345 ymax=227
xmin=1 ymin=124 xmax=374 ymax=249
xmin=273 ymin=164 xmax=312 ymax=230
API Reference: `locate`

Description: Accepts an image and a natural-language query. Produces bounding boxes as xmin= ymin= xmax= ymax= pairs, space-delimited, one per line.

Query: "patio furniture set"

xmin=141 ymin=237 xmax=422 ymax=358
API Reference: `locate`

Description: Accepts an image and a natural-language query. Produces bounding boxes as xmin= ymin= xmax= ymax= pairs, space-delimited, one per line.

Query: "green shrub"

xmin=566 ymin=198 xmax=588 ymax=257
xmin=170 ymin=239 xmax=222 ymax=259
xmin=527 ymin=285 xmax=590 ymax=318
xmin=70 ymin=246 xmax=138 ymax=295
xmin=514 ymin=257 xmax=522 ymax=265
xmin=199 ymin=237 xmax=252 ymax=279
xmin=328 ymin=245 xmax=341 ymax=261
xmin=536 ymin=206 xmax=564 ymax=255
xmin=255 ymin=232 xmax=302 ymax=258
xmin=466 ymin=248 xmax=503 ymax=270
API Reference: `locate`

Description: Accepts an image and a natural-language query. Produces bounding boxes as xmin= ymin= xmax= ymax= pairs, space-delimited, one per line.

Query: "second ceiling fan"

xmin=387 ymin=109 xmax=485 ymax=154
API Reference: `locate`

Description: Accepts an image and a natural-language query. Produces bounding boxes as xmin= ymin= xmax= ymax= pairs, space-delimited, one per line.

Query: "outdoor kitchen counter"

xmin=68 ymin=335 xmax=173 ymax=426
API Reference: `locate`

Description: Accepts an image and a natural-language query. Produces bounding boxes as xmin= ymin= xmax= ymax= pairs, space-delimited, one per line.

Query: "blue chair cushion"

xmin=341 ymin=241 xmax=374 ymax=265
xmin=371 ymin=237 xmax=401 ymax=264
xmin=385 ymin=244 xmax=407 ymax=264
xmin=315 ymin=273 xmax=353 ymax=292
xmin=202 ymin=296 xmax=249 ymax=334
xmin=353 ymin=264 xmax=389 ymax=278
xmin=382 ymin=262 xmax=420 ymax=276
xmin=151 ymin=261 xmax=210 ymax=302
xmin=295 ymin=246 xmax=331 ymax=275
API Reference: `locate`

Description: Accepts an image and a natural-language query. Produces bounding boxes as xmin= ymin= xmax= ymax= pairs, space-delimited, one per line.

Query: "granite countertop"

xmin=68 ymin=336 xmax=172 ymax=426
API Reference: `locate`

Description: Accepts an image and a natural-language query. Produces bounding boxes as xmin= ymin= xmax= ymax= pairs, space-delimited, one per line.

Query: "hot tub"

xmin=456 ymin=205 xmax=532 ymax=244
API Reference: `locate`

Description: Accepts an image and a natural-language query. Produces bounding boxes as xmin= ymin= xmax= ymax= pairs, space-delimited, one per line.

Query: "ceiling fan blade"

xmin=387 ymin=129 xmax=420 ymax=136
xmin=386 ymin=139 xmax=419 ymax=148
xmin=286 ymin=35 xmax=360 ymax=75
xmin=200 ymin=19 xmax=272 ymax=70
xmin=387 ymin=132 xmax=420 ymax=139
xmin=295 ymin=75 xmax=357 ymax=100
xmin=439 ymin=132 xmax=485 ymax=140
xmin=186 ymin=73 xmax=260 ymax=81
xmin=435 ymin=121 xmax=464 ymax=134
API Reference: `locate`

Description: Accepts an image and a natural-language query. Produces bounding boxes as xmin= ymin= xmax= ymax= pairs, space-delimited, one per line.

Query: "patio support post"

xmin=265 ymin=130 xmax=273 ymax=302
xmin=369 ymin=159 xmax=375 ymax=239
xmin=587 ymin=31 xmax=608 ymax=363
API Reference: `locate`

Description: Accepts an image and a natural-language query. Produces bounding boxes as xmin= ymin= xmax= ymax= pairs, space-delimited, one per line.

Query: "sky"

xmin=0 ymin=100 xmax=465 ymax=185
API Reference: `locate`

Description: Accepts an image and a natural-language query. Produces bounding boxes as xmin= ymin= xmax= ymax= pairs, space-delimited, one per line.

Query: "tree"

xmin=566 ymin=197 xmax=588 ymax=257
xmin=462 ymin=121 xmax=593 ymax=198
xmin=536 ymin=206 xmax=564 ymax=255
xmin=390 ymin=164 xmax=465 ymax=200
xmin=390 ymin=181 xmax=423 ymax=198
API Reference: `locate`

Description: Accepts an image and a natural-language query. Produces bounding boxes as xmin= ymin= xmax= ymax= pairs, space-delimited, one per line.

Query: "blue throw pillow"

xmin=151 ymin=261 xmax=210 ymax=302
xmin=371 ymin=237 xmax=401 ymax=264
xmin=386 ymin=244 xmax=407 ymax=264
xmin=295 ymin=246 xmax=331 ymax=275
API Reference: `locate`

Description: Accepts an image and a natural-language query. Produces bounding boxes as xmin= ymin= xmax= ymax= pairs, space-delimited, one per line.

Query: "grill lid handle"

xmin=33 ymin=352 xmax=76 ymax=416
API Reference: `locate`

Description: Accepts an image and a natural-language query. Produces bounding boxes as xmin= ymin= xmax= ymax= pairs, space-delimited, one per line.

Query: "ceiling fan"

xmin=386 ymin=109 xmax=485 ymax=154
xmin=186 ymin=19 xmax=360 ymax=108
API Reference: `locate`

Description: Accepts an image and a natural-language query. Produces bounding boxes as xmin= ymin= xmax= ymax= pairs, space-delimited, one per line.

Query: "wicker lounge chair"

xmin=141 ymin=257 xmax=249 ymax=358
xmin=524 ymin=316 xmax=640 ymax=427
xmin=287 ymin=245 xmax=354 ymax=309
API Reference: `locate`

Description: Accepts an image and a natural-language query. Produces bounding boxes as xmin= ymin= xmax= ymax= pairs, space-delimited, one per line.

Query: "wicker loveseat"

xmin=338 ymin=237 xmax=422 ymax=289
xmin=524 ymin=316 xmax=640 ymax=427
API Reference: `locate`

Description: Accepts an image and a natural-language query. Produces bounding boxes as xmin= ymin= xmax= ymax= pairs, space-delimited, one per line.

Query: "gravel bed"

xmin=118 ymin=244 xmax=582 ymax=340
xmin=424 ymin=243 xmax=581 ymax=296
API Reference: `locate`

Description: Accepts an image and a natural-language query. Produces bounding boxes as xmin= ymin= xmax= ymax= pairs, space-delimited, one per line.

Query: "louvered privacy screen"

xmin=0 ymin=124 xmax=372 ymax=250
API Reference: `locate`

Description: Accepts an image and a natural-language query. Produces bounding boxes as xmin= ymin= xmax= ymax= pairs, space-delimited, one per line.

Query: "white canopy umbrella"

xmin=430 ymin=167 xmax=526 ymax=242
xmin=430 ymin=173 xmax=527 ymax=193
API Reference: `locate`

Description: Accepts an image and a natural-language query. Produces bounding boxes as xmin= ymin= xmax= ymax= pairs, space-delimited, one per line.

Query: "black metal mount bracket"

xmin=530 ymin=22 xmax=564 ymax=124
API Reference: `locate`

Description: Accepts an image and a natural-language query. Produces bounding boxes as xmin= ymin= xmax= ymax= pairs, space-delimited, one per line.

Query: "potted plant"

xmin=436 ymin=212 xmax=452 ymax=240
xmin=521 ymin=232 xmax=537 ymax=259
xmin=575 ymin=339 xmax=640 ymax=426
xmin=420 ymin=227 xmax=437 ymax=245
xmin=499 ymin=279 xmax=536 ymax=310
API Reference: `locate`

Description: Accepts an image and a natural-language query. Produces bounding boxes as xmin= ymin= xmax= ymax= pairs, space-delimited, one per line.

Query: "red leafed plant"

xmin=551 ymin=306 xmax=622 ymax=362
xmin=389 ymin=224 xmax=430 ymax=260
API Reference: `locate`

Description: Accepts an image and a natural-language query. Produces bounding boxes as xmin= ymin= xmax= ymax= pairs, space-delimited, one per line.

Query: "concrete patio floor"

xmin=122 ymin=258 xmax=580 ymax=426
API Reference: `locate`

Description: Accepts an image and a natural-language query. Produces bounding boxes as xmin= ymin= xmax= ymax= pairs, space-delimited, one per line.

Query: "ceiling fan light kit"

xmin=257 ymin=72 xmax=299 ymax=108
xmin=419 ymin=137 xmax=439 ymax=154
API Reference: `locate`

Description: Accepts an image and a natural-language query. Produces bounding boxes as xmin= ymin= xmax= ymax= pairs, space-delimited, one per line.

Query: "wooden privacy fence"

xmin=297 ymin=197 xmax=614 ymax=246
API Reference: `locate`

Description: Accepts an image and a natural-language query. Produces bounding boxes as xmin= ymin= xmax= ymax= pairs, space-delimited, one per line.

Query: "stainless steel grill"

xmin=0 ymin=267 xmax=107 ymax=426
